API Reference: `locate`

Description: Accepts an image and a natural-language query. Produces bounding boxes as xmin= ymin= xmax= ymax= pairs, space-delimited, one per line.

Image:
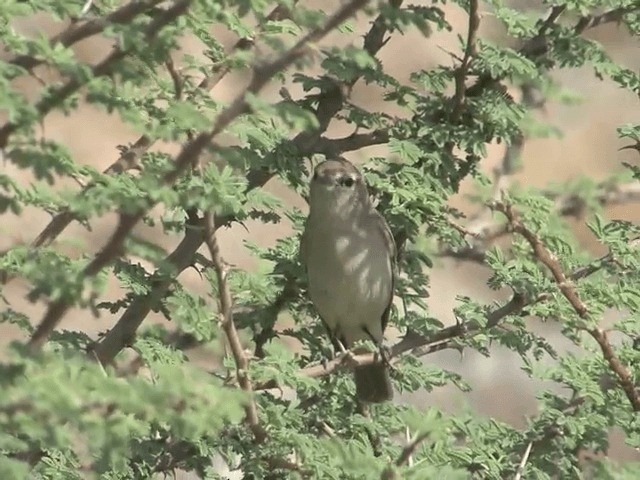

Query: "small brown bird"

xmin=300 ymin=158 xmax=395 ymax=403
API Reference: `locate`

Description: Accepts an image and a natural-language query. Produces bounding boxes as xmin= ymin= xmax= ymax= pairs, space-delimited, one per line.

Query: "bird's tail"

xmin=354 ymin=363 xmax=393 ymax=403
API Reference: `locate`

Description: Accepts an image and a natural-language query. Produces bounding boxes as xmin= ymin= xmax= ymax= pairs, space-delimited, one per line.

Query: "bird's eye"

xmin=340 ymin=176 xmax=355 ymax=187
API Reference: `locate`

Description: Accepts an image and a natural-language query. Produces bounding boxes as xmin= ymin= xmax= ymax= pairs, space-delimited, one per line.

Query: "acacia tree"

xmin=1 ymin=0 xmax=639 ymax=478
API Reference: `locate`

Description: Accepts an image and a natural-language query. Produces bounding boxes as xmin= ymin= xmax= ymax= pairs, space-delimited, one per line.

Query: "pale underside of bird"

xmin=301 ymin=157 xmax=395 ymax=403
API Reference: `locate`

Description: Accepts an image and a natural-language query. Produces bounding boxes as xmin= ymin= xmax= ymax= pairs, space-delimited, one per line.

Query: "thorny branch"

xmin=28 ymin=0 xmax=373 ymax=351
xmin=394 ymin=432 xmax=430 ymax=467
xmin=511 ymin=394 xmax=587 ymax=476
xmin=381 ymin=431 xmax=430 ymax=480
xmin=440 ymin=181 xmax=640 ymax=263
xmin=492 ymin=201 xmax=640 ymax=412
xmin=203 ymin=214 xmax=310 ymax=476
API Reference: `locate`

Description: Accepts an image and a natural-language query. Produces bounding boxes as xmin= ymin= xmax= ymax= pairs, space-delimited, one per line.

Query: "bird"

xmin=300 ymin=157 xmax=395 ymax=403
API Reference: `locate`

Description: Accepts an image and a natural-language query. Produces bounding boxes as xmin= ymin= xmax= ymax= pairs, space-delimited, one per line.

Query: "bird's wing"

xmin=299 ymin=216 xmax=343 ymax=348
xmin=371 ymin=209 xmax=396 ymax=332
xmin=299 ymin=217 xmax=310 ymax=266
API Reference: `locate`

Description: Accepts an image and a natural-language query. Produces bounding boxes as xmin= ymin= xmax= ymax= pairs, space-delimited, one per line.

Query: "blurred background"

xmin=1 ymin=0 xmax=639 ymax=470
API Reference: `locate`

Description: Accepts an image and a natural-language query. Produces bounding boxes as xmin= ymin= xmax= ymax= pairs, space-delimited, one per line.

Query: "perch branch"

xmin=255 ymin=247 xmax=624 ymax=390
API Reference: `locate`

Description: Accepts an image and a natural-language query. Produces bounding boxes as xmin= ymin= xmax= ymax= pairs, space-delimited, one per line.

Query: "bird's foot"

xmin=377 ymin=344 xmax=395 ymax=371
xmin=362 ymin=326 xmax=394 ymax=370
xmin=336 ymin=339 xmax=348 ymax=355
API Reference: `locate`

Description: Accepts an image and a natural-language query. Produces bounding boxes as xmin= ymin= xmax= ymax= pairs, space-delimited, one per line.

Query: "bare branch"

xmin=315 ymin=129 xmax=391 ymax=156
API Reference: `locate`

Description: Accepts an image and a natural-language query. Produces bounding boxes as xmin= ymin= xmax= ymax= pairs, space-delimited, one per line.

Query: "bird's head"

xmin=308 ymin=158 xmax=369 ymax=219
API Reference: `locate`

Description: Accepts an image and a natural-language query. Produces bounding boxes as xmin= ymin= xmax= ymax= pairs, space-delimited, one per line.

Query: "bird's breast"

xmin=305 ymin=222 xmax=392 ymax=335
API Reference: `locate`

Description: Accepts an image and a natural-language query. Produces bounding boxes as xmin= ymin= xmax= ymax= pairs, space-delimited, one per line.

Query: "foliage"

xmin=0 ymin=0 xmax=639 ymax=478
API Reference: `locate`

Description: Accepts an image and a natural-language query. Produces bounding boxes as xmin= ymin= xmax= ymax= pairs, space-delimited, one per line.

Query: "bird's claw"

xmin=377 ymin=344 xmax=395 ymax=371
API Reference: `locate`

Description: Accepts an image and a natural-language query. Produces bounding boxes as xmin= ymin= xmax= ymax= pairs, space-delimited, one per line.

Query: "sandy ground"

xmin=2 ymin=1 xmax=639 ymax=475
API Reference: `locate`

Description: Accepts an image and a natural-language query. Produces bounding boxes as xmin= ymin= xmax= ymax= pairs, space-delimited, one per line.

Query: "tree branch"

xmin=450 ymin=0 xmax=480 ymax=121
xmin=439 ymin=181 xmax=640 ymax=264
xmin=90 ymin=216 xmax=205 ymax=364
xmin=0 ymin=0 xmax=192 ymax=149
xmin=381 ymin=431 xmax=430 ymax=479
xmin=492 ymin=201 xmax=640 ymax=411
xmin=203 ymin=212 xmax=265 ymax=442
xmin=575 ymin=6 xmax=638 ymax=34
xmin=467 ymin=4 xmax=638 ymax=97
xmin=8 ymin=0 xmax=166 ymax=71
xmin=91 ymin=0 xmax=398 ymax=365
xmin=28 ymin=0 xmax=372 ymax=351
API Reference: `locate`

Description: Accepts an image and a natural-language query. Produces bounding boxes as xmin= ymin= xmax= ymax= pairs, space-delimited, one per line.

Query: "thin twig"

xmin=513 ymin=441 xmax=533 ymax=480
